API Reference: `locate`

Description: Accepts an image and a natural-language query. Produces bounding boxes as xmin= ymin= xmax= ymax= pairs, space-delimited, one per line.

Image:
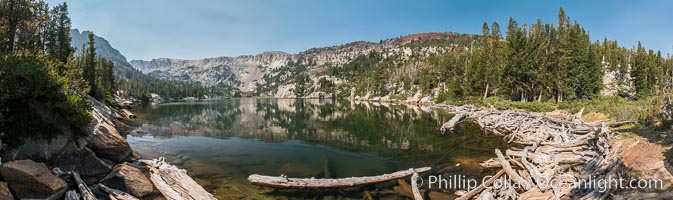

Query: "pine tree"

xmin=83 ymin=32 xmax=97 ymax=96
xmin=45 ymin=2 xmax=72 ymax=64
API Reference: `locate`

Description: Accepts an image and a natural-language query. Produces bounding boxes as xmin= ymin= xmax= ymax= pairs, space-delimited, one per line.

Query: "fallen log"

xmin=411 ymin=173 xmax=423 ymax=200
xmin=99 ymin=184 xmax=139 ymax=200
xmin=392 ymin=179 xmax=453 ymax=200
xmin=247 ymin=167 xmax=431 ymax=189
xmin=71 ymin=171 xmax=96 ymax=200
xmin=437 ymin=104 xmax=623 ymax=199
xmin=363 ymin=190 xmax=374 ymax=200
xmin=456 ymin=169 xmax=505 ymax=200
xmin=121 ymin=109 xmax=136 ymax=119
xmin=495 ymin=149 xmax=531 ymax=190
xmin=441 ymin=113 xmax=466 ymax=133
xmin=140 ymin=158 xmax=216 ymax=200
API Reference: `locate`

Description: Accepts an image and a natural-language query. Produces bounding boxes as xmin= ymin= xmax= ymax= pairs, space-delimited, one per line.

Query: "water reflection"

xmin=127 ymin=99 xmax=507 ymax=199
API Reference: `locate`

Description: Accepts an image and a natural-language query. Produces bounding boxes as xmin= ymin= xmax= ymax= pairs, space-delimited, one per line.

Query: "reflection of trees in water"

xmin=134 ymin=99 xmax=507 ymax=166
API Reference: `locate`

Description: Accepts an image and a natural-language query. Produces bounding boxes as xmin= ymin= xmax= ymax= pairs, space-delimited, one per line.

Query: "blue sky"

xmin=47 ymin=0 xmax=673 ymax=61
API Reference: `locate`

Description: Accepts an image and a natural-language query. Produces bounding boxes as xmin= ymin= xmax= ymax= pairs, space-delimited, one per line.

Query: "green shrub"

xmin=482 ymin=96 xmax=555 ymax=112
xmin=0 ymin=54 xmax=93 ymax=145
xmin=558 ymin=96 xmax=662 ymax=124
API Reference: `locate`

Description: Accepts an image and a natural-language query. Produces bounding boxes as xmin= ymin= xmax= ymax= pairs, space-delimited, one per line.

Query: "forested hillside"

xmin=324 ymin=8 xmax=672 ymax=103
xmin=131 ymin=8 xmax=672 ymax=103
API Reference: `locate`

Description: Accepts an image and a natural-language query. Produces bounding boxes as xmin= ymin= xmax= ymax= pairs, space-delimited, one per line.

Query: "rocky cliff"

xmin=129 ymin=32 xmax=476 ymax=96
xmin=70 ymin=29 xmax=137 ymax=75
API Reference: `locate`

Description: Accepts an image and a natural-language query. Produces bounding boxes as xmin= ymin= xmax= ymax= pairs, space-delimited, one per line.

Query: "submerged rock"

xmin=1 ymin=160 xmax=66 ymax=199
xmin=100 ymin=162 xmax=155 ymax=198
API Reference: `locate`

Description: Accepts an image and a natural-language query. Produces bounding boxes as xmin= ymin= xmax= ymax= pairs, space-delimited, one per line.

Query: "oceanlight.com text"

xmin=416 ymin=174 xmax=663 ymax=192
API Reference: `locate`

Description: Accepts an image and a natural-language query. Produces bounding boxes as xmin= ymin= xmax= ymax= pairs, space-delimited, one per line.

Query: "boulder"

xmin=0 ymin=182 xmax=14 ymax=200
xmin=53 ymin=147 xmax=113 ymax=183
xmin=86 ymin=122 xmax=132 ymax=163
xmin=84 ymin=95 xmax=132 ymax=163
xmin=1 ymin=160 xmax=66 ymax=199
xmin=100 ymin=163 xmax=155 ymax=198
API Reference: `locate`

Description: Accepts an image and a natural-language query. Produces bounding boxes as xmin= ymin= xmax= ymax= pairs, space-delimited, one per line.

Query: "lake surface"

xmin=127 ymin=98 xmax=507 ymax=199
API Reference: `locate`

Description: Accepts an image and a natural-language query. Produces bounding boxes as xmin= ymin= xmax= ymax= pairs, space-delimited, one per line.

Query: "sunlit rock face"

xmin=128 ymin=33 xmax=474 ymax=96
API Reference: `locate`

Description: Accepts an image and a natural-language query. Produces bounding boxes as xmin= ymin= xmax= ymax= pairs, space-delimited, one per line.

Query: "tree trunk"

xmin=4 ymin=0 xmax=18 ymax=54
xmin=482 ymin=83 xmax=489 ymax=99
xmin=556 ymin=86 xmax=562 ymax=104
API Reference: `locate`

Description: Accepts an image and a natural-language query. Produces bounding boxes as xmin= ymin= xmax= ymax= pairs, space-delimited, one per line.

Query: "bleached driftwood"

xmin=440 ymin=105 xmax=623 ymax=199
xmin=121 ymin=109 xmax=136 ymax=119
xmin=455 ymin=169 xmax=504 ymax=200
xmin=99 ymin=184 xmax=139 ymax=200
xmin=440 ymin=113 xmax=466 ymax=133
xmin=410 ymin=173 xmax=423 ymax=200
xmin=71 ymin=171 xmax=96 ymax=200
xmin=248 ymin=167 xmax=431 ymax=189
xmin=140 ymin=158 xmax=216 ymax=200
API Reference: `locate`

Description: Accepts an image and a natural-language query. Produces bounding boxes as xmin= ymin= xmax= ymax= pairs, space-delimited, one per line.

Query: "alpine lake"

xmin=126 ymin=98 xmax=508 ymax=199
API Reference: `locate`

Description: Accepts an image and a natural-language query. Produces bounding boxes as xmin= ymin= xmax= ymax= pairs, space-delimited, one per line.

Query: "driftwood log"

xmin=71 ymin=171 xmax=96 ymax=200
xmin=410 ymin=173 xmax=423 ymax=200
xmin=140 ymin=158 xmax=216 ymax=200
xmin=121 ymin=109 xmax=136 ymax=119
xmin=438 ymin=105 xmax=623 ymax=199
xmin=248 ymin=167 xmax=431 ymax=189
xmin=440 ymin=113 xmax=466 ymax=133
xmin=99 ymin=184 xmax=140 ymax=200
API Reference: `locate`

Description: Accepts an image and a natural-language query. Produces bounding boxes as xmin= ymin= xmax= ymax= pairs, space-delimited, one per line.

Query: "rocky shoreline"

xmin=0 ymin=95 xmax=210 ymax=199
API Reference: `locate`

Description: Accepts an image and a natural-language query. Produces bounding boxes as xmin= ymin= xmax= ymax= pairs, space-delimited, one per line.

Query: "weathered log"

xmin=495 ymin=149 xmax=531 ymax=190
xmin=393 ymin=179 xmax=415 ymax=199
xmin=521 ymin=146 xmax=547 ymax=191
xmin=441 ymin=104 xmax=622 ymax=199
xmin=456 ymin=169 xmax=505 ymax=200
xmin=65 ymin=190 xmax=79 ymax=200
xmin=363 ymin=190 xmax=374 ymax=200
xmin=441 ymin=113 xmax=466 ymax=133
xmin=248 ymin=167 xmax=431 ymax=189
xmin=411 ymin=173 xmax=423 ymax=200
xmin=71 ymin=171 xmax=96 ymax=200
xmin=140 ymin=158 xmax=216 ymax=200
xmin=574 ymin=107 xmax=585 ymax=122
xmin=121 ymin=109 xmax=136 ymax=119
xmin=506 ymin=149 xmax=591 ymax=164
xmin=586 ymin=120 xmax=637 ymax=128
xmin=99 ymin=184 xmax=139 ymax=200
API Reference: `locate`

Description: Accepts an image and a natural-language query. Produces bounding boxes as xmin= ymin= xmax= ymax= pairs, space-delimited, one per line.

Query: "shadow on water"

xmin=127 ymin=98 xmax=508 ymax=199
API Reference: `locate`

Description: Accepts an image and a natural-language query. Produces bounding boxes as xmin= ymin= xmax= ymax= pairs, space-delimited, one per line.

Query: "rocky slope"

xmin=130 ymin=32 xmax=476 ymax=96
xmin=0 ymin=94 xmax=173 ymax=199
